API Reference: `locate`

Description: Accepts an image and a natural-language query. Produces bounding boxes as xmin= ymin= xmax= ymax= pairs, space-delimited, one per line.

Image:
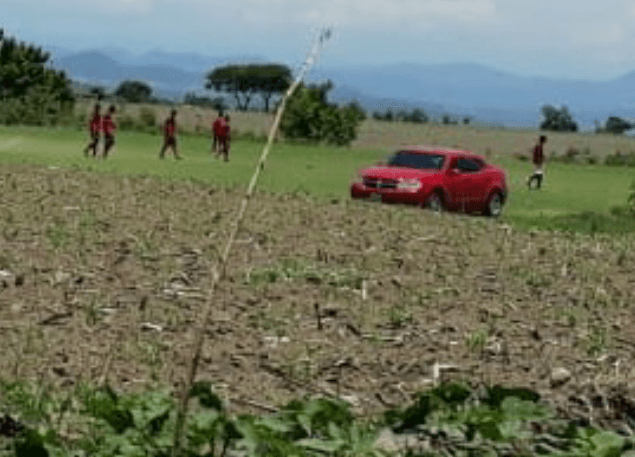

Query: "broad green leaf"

xmin=501 ymin=397 xmax=548 ymax=421
xmin=257 ymin=415 xmax=295 ymax=434
xmin=190 ymin=410 xmax=221 ymax=431
xmin=189 ymin=381 xmax=224 ymax=411
xmin=297 ymin=438 xmax=344 ymax=453
xmin=298 ymin=414 xmax=312 ymax=436
xmin=498 ymin=419 xmax=530 ymax=441
xmin=476 ymin=420 xmax=503 ymax=441
xmin=589 ymin=431 xmax=625 ymax=457
xmin=484 ymin=385 xmax=541 ymax=409
xmin=328 ymin=421 xmax=345 ymax=441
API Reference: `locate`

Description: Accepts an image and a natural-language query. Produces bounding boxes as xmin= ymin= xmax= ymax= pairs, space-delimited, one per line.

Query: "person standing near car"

xmin=528 ymin=135 xmax=547 ymax=189
xmin=211 ymin=110 xmax=224 ymax=156
xmin=102 ymin=105 xmax=117 ymax=158
xmin=83 ymin=103 xmax=101 ymax=157
xmin=218 ymin=114 xmax=231 ymax=162
xmin=159 ymin=109 xmax=181 ymax=160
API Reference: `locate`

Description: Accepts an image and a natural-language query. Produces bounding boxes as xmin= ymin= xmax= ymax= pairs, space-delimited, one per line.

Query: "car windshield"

xmin=387 ymin=151 xmax=445 ymax=170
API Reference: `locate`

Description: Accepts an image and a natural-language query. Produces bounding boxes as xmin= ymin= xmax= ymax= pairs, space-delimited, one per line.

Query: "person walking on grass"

xmin=211 ymin=110 xmax=224 ymax=156
xmin=528 ymin=135 xmax=547 ymax=189
xmin=83 ymin=104 xmax=101 ymax=157
xmin=159 ymin=109 xmax=182 ymax=160
xmin=217 ymin=114 xmax=231 ymax=162
xmin=102 ymin=105 xmax=117 ymax=158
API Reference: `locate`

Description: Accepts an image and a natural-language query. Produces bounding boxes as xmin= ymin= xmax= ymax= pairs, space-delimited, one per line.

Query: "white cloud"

xmin=214 ymin=0 xmax=497 ymax=28
xmin=569 ymin=22 xmax=625 ymax=44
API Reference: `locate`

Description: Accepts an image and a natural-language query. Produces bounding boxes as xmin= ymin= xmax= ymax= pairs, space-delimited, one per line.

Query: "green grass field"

xmin=1 ymin=125 xmax=634 ymax=234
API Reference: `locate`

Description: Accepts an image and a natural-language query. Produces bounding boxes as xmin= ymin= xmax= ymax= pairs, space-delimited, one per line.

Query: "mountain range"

xmin=50 ymin=48 xmax=635 ymax=128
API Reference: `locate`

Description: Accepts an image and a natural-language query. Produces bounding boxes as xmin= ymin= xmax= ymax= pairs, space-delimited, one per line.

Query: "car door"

xmin=444 ymin=156 xmax=473 ymax=211
xmin=461 ymin=158 xmax=489 ymax=210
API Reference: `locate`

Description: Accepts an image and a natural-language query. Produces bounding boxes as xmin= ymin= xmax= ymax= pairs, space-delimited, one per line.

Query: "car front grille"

xmin=363 ymin=178 xmax=398 ymax=189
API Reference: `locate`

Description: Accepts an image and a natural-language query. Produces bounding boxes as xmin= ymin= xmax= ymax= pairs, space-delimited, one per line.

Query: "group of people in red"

xmin=83 ymin=104 xmax=232 ymax=161
xmin=83 ymin=104 xmax=117 ymax=158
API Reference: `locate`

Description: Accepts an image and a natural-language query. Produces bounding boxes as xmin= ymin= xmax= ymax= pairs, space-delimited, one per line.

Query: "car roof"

xmin=396 ymin=146 xmax=484 ymax=160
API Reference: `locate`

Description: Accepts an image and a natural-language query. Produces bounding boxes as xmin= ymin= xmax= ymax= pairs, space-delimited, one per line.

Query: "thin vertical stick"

xmin=171 ymin=28 xmax=332 ymax=457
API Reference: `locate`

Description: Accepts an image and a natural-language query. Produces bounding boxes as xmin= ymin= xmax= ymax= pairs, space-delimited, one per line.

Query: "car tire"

xmin=426 ymin=191 xmax=444 ymax=214
xmin=484 ymin=192 xmax=503 ymax=217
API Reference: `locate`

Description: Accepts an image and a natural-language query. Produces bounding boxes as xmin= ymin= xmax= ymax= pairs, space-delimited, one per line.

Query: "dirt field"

xmin=1 ymin=163 xmax=635 ymax=419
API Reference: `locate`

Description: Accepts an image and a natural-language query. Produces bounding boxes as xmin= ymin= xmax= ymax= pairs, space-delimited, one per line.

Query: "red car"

xmin=350 ymin=146 xmax=507 ymax=217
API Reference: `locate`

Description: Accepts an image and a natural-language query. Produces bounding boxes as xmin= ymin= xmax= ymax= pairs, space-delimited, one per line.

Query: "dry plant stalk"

xmin=171 ymin=28 xmax=332 ymax=456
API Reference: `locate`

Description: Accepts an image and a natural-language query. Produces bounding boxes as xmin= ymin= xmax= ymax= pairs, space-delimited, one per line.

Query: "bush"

xmin=117 ymin=114 xmax=137 ymax=132
xmin=0 ymin=31 xmax=75 ymax=127
xmin=565 ymin=146 xmax=580 ymax=161
xmin=138 ymin=107 xmax=156 ymax=128
xmin=280 ymin=81 xmax=364 ymax=147
xmin=605 ymin=150 xmax=635 ymax=167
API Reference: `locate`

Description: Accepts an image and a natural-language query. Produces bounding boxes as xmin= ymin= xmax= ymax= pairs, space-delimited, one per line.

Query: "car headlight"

xmin=397 ymin=179 xmax=422 ymax=190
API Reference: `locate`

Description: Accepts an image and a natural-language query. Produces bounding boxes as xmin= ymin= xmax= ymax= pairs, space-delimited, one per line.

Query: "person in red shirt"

xmin=102 ymin=105 xmax=117 ymax=158
xmin=217 ymin=114 xmax=231 ymax=162
xmin=159 ymin=109 xmax=181 ymax=160
xmin=527 ymin=135 xmax=547 ymax=189
xmin=211 ymin=111 xmax=224 ymax=156
xmin=83 ymin=104 xmax=101 ymax=157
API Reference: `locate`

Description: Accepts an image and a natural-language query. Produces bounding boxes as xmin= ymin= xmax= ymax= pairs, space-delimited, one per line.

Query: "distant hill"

xmin=319 ymin=63 xmax=635 ymax=127
xmin=55 ymin=51 xmax=203 ymax=99
xmin=51 ymin=48 xmax=635 ymax=128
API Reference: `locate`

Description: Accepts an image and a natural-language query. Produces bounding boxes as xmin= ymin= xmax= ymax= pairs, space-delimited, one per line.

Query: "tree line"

xmin=0 ymin=29 xmax=75 ymax=125
xmin=537 ymin=105 xmax=634 ymax=134
xmin=2 ymin=28 xmax=634 ymax=142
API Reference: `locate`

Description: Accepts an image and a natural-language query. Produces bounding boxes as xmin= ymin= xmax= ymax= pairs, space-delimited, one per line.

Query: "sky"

xmin=4 ymin=0 xmax=635 ymax=81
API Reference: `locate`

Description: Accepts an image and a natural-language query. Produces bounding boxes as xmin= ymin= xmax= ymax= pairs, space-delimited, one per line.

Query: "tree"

xmin=604 ymin=116 xmax=632 ymax=134
xmin=183 ymin=92 xmax=228 ymax=111
xmin=254 ymin=64 xmax=292 ymax=112
xmin=345 ymin=100 xmax=367 ymax=121
xmin=205 ymin=63 xmax=292 ymax=112
xmin=540 ymin=105 xmax=578 ymax=132
xmin=0 ymin=29 xmax=75 ymax=125
xmin=89 ymin=86 xmax=106 ymax=100
xmin=394 ymin=110 xmax=409 ymax=122
xmin=280 ymin=81 xmax=365 ymax=146
xmin=114 ymin=80 xmax=152 ymax=103
xmin=409 ymin=108 xmax=429 ymax=124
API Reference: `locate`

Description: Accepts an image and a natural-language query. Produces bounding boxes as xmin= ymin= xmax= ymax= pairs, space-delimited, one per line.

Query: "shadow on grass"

xmin=510 ymin=207 xmax=635 ymax=235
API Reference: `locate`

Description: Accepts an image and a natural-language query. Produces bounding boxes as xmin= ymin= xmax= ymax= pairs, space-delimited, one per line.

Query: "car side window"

xmin=457 ymin=158 xmax=482 ymax=173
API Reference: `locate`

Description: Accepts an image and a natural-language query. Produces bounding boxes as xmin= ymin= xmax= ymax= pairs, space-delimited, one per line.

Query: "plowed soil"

xmin=2 ymin=163 xmax=635 ymax=419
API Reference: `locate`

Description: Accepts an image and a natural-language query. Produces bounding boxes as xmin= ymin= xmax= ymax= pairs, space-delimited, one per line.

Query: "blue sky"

xmin=4 ymin=0 xmax=635 ymax=80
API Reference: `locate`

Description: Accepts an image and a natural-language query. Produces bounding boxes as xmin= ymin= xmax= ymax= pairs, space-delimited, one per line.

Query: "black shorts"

xmin=218 ymin=136 xmax=229 ymax=152
xmin=164 ymin=137 xmax=176 ymax=147
xmin=104 ymin=134 xmax=115 ymax=149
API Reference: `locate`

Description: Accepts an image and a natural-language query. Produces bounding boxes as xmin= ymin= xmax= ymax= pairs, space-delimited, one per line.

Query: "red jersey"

xmin=222 ymin=123 xmax=230 ymax=137
xmin=212 ymin=117 xmax=226 ymax=137
xmin=533 ymin=144 xmax=544 ymax=165
xmin=102 ymin=115 xmax=116 ymax=136
xmin=164 ymin=118 xmax=176 ymax=138
xmin=89 ymin=115 xmax=102 ymax=134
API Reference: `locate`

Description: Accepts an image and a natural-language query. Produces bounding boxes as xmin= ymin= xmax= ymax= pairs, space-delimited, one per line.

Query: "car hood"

xmin=361 ymin=166 xmax=443 ymax=180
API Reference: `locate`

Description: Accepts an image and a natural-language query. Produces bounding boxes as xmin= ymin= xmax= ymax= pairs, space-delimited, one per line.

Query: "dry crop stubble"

xmin=1 ymin=164 xmax=635 ymax=420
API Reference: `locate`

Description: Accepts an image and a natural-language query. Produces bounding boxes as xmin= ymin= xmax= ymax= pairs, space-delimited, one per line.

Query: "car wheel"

xmin=484 ymin=192 xmax=503 ymax=217
xmin=426 ymin=192 xmax=443 ymax=214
